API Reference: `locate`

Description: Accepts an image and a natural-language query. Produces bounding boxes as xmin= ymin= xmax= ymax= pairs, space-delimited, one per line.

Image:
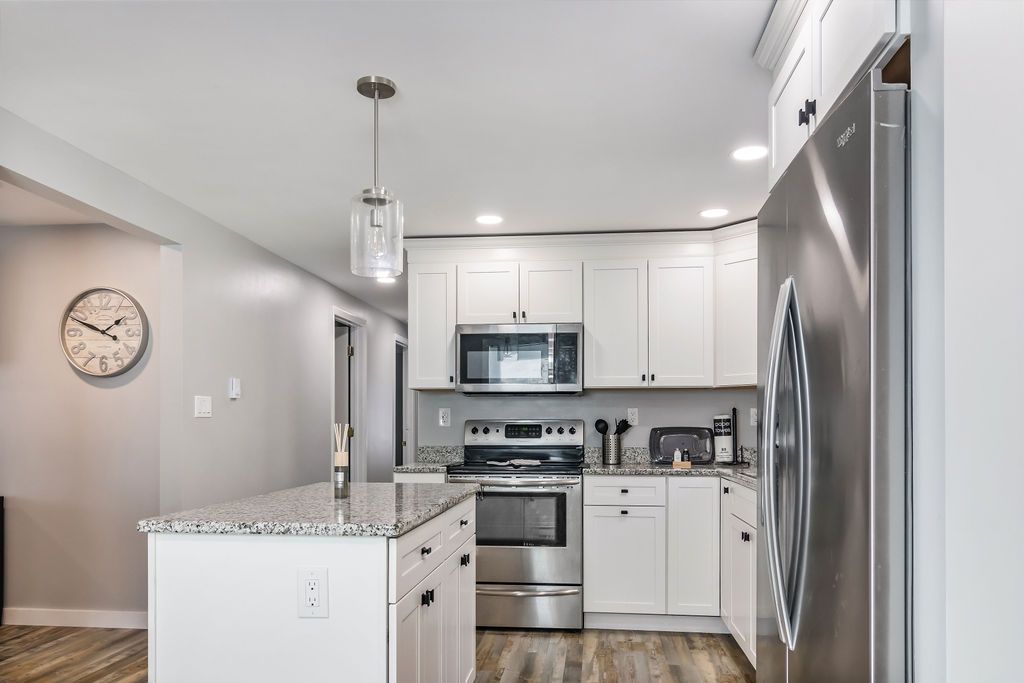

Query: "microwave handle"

xmin=547 ymin=332 xmax=556 ymax=383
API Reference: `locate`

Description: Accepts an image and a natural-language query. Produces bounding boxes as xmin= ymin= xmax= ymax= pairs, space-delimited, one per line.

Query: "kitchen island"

xmin=139 ymin=482 xmax=478 ymax=683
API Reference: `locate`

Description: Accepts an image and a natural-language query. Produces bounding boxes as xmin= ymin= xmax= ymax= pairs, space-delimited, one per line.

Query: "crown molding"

xmin=753 ymin=0 xmax=810 ymax=72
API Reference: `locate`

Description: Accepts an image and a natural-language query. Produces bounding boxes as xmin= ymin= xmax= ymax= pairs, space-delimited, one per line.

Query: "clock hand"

xmin=69 ymin=315 xmax=119 ymax=341
xmin=102 ymin=316 xmax=127 ymax=333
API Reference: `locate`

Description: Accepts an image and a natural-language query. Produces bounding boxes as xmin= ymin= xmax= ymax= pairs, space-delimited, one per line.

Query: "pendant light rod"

xmin=356 ymin=76 xmax=396 ymax=189
xmin=373 ymin=89 xmax=379 ymax=188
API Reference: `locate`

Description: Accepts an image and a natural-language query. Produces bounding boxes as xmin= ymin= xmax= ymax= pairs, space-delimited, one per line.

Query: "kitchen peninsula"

xmin=139 ymin=482 xmax=479 ymax=683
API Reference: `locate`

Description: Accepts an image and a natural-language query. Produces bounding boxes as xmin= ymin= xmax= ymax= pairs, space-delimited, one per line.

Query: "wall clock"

xmin=60 ymin=287 xmax=149 ymax=377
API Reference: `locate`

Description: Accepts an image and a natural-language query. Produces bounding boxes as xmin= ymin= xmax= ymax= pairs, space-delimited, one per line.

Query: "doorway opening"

xmin=334 ymin=321 xmax=353 ymax=472
xmin=395 ymin=340 xmax=408 ymax=467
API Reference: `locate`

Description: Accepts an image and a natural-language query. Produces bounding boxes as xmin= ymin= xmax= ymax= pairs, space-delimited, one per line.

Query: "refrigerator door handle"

xmin=787 ymin=279 xmax=812 ymax=649
xmin=761 ymin=277 xmax=796 ymax=649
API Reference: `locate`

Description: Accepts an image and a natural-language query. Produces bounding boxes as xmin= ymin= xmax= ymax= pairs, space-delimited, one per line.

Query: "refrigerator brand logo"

xmin=836 ymin=123 xmax=857 ymax=148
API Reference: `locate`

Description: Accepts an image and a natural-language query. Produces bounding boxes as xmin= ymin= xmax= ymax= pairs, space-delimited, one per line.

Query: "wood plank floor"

xmin=0 ymin=624 xmax=753 ymax=682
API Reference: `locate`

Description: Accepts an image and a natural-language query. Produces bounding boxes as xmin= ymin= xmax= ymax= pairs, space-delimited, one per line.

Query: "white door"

xmin=458 ymin=539 xmax=476 ymax=683
xmin=648 ymin=257 xmax=714 ymax=387
xmin=519 ymin=261 xmax=583 ymax=323
xmin=583 ymin=260 xmax=648 ymax=388
xmin=419 ymin=569 xmax=444 ymax=683
xmin=583 ymin=505 xmax=666 ymax=614
xmin=388 ymin=584 xmax=421 ymax=683
xmin=812 ymin=0 xmax=896 ymax=117
xmin=667 ymin=478 xmax=721 ymax=616
xmin=728 ymin=514 xmax=756 ymax=664
xmin=408 ymin=263 xmax=456 ymax=389
xmin=715 ymin=247 xmax=758 ymax=386
xmin=769 ymin=19 xmax=813 ymax=187
xmin=456 ymin=262 xmax=520 ymax=324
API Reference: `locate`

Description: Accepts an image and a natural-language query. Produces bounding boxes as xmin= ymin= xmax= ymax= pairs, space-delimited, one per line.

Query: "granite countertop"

xmin=394 ymin=463 xmax=452 ymax=474
xmin=137 ymin=482 xmax=479 ymax=537
xmin=584 ymin=461 xmax=758 ymax=489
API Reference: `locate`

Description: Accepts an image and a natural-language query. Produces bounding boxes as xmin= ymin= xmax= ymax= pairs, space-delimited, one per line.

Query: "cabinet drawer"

xmin=443 ymin=498 xmax=475 ymax=551
xmin=584 ymin=476 xmax=665 ymax=506
xmin=724 ymin=480 xmax=757 ymax=527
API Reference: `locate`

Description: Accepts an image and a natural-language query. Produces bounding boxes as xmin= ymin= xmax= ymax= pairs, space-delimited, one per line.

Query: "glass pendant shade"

xmin=351 ymin=186 xmax=403 ymax=278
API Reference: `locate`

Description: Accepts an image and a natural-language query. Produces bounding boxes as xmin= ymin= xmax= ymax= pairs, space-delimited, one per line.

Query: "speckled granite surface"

xmin=394 ymin=463 xmax=451 ymax=474
xmin=584 ymin=462 xmax=722 ymax=476
xmin=416 ymin=446 xmax=464 ymax=464
xmin=137 ymin=482 xmax=478 ymax=537
xmin=719 ymin=468 xmax=758 ymax=489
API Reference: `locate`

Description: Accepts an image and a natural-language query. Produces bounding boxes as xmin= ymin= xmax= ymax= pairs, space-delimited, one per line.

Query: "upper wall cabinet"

xmin=648 ymin=257 xmax=714 ymax=387
xmin=456 ymin=262 xmax=520 ymax=324
xmin=812 ymin=0 xmax=897 ymax=118
xmin=408 ymin=263 xmax=457 ymax=389
xmin=519 ymin=261 xmax=583 ymax=323
xmin=715 ymin=243 xmax=758 ymax=386
xmin=769 ymin=19 xmax=813 ymax=188
xmin=584 ymin=260 xmax=648 ymax=388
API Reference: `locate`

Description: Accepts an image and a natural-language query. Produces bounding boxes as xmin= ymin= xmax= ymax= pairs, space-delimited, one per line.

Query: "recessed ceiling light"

xmin=700 ymin=208 xmax=729 ymax=219
xmin=376 ymin=277 xmax=396 ymax=284
xmin=475 ymin=215 xmax=503 ymax=225
xmin=731 ymin=145 xmax=769 ymax=161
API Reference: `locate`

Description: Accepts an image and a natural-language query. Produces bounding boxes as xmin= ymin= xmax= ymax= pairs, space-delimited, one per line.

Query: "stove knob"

xmin=568 ymin=426 xmax=577 ymax=435
xmin=482 ymin=427 xmax=490 ymax=435
xmin=557 ymin=427 xmax=565 ymax=435
xmin=543 ymin=426 xmax=551 ymax=434
xmin=471 ymin=427 xmax=479 ymax=435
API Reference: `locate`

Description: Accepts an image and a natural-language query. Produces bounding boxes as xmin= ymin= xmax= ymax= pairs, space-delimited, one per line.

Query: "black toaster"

xmin=649 ymin=427 xmax=715 ymax=465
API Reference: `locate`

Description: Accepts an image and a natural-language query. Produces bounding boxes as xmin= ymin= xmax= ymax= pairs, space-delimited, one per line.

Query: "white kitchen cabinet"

xmin=769 ymin=18 xmax=813 ymax=187
xmin=408 ymin=263 xmax=457 ymax=389
xmin=727 ymin=514 xmax=756 ymax=666
xmin=583 ymin=260 xmax=649 ymax=388
xmin=519 ymin=260 xmax=583 ymax=323
xmin=812 ymin=0 xmax=897 ymax=118
xmin=389 ymin=557 xmax=444 ymax=683
xmin=715 ymin=246 xmax=758 ymax=386
xmin=648 ymin=257 xmax=714 ymax=387
xmin=666 ymin=478 xmax=720 ymax=616
xmin=583 ymin=504 xmax=666 ymax=614
xmin=441 ymin=538 xmax=476 ymax=683
xmin=393 ymin=472 xmax=447 ymax=485
xmin=456 ymin=261 xmax=520 ymax=324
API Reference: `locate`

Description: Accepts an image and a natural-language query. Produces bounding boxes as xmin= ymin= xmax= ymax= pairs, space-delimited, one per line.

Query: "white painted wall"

xmin=416 ymin=388 xmax=757 ymax=452
xmin=0 ymin=224 xmax=160 ymax=617
xmin=911 ymin=2 xmax=1024 ymax=679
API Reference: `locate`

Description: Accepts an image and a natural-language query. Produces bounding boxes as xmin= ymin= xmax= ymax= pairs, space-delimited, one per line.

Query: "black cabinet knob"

xmin=724 ymin=486 xmax=730 ymax=494
xmin=460 ymin=519 xmax=469 ymax=527
xmin=620 ymin=509 xmax=629 ymax=515
xmin=620 ymin=488 xmax=629 ymax=494
xmin=512 ymin=311 xmax=517 ymax=320
xmin=449 ymin=375 xmax=454 ymax=383
xmin=421 ymin=546 xmax=432 ymax=556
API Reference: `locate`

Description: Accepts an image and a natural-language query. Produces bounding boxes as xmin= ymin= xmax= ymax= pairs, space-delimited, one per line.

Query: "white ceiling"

xmin=0 ymin=181 xmax=94 ymax=227
xmin=0 ymin=1 xmax=772 ymax=320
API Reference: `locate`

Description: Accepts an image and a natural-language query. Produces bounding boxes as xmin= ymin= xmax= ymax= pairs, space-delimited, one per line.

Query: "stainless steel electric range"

xmin=447 ymin=419 xmax=584 ymax=630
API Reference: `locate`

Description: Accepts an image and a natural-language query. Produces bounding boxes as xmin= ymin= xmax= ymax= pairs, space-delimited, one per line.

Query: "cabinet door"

xmin=667 ymin=478 xmax=720 ymax=616
xmin=720 ymin=485 xmax=733 ymax=623
xmin=583 ymin=505 xmax=665 ymax=614
xmin=648 ymin=257 xmax=714 ymax=387
xmin=389 ymin=583 xmax=422 ymax=683
xmin=419 ymin=569 xmax=444 ymax=683
xmin=408 ymin=263 xmax=457 ymax=389
xmin=812 ymin=0 xmax=896 ymax=118
xmin=714 ymin=247 xmax=758 ymax=386
xmin=458 ymin=539 xmax=476 ymax=683
xmin=728 ymin=515 xmax=756 ymax=665
xmin=441 ymin=550 xmax=461 ymax=683
xmin=519 ymin=261 xmax=583 ymax=323
xmin=769 ymin=19 xmax=813 ymax=187
xmin=456 ymin=262 xmax=520 ymax=324
xmin=583 ymin=260 xmax=648 ymax=388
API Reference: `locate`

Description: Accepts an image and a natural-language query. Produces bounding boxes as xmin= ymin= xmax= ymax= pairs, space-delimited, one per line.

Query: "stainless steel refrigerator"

xmin=756 ymin=67 xmax=908 ymax=682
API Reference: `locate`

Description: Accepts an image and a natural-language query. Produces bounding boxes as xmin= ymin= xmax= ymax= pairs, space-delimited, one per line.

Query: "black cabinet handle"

xmin=512 ymin=311 xmax=517 ymax=320
xmin=521 ymin=310 xmax=527 ymax=321
xmin=620 ymin=488 xmax=629 ymax=494
xmin=449 ymin=375 xmax=454 ymax=383
xmin=741 ymin=531 xmax=751 ymax=542
xmin=651 ymin=373 xmax=655 ymax=381
xmin=723 ymin=486 xmax=730 ymax=494
xmin=798 ymin=99 xmax=817 ymax=126
xmin=421 ymin=591 xmax=430 ymax=606
xmin=421 ymin=546 xmax=432 ymax=556
xmin=641 ymin=374 xmax=646 ymax=381
xmin=620 ymin=509 xmax=629 ymax=515
xmin=460 ymin=519 xmax=469 ymax=527
xmin=460 ymin=553 xmax=471 ymax=566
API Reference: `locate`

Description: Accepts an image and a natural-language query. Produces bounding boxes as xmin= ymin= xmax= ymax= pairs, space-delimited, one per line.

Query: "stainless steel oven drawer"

xmin=476 ymin=583 xmax=583 ymax=630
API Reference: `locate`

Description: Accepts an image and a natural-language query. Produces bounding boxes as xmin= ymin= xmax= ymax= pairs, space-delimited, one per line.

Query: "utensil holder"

xmin=333 ymin=464 xmax=350 ymax=499
xmin=602 ymin=434 xmax=621 ymax=466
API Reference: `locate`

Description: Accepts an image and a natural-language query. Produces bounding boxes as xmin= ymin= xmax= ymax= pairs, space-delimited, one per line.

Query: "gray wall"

xmin=416 ymin=388 xmax=757 ymax=451
xmin=0 ymin=224 xmax=160 ymax=613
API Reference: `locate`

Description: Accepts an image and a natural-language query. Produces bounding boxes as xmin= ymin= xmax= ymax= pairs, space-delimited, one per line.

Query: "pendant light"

xmin=351 ymin=75 xmax=403 ymax=279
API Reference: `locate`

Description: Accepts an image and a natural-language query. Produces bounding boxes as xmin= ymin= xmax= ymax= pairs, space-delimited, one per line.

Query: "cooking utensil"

xmin=614 ymin=419 xmax=631 ymax=435
xmin=595 ymin=419 xmax=608 ymax=435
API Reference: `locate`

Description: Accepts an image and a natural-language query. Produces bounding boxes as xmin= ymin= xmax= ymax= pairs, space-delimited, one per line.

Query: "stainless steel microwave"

xmin=455 ymin=323 xmax=583 ymax=394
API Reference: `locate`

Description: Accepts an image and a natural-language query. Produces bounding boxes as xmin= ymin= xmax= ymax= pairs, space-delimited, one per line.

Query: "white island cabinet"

xmin=140 ymin=482 xmax=477 ymax=683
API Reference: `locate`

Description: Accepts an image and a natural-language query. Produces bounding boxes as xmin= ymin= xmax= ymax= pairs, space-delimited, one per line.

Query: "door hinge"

xmin=347 ymin=426 xmax=354 ymax=438
xmin=347 ymin=346 xmax=355 ymax=358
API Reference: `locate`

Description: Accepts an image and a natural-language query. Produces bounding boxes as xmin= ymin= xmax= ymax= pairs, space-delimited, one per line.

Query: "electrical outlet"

xmin=193 ymin=396 xmax=212 ymax=418
xmin=297 ymin=567 xmax=328 ymax=618
xmin=626 ymin=408 xmax=639 ymax=426
xmin=750 ymin=408 xmax=758 ymax=426
xmin=439 ymin=407 xmax=451 ymax=427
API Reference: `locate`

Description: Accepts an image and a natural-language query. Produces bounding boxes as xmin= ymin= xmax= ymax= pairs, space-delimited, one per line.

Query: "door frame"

xmin=332 ymin=305 xmax=368 ymax=483
xmin=394 ymin=333 xmax=414 ymax=468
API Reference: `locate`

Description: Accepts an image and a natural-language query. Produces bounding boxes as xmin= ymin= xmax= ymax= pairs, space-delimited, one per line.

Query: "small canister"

xmin=602 ymin=434 xmax=622 ymax=466
xmin=334 ymin=450 xmax=350 ymax=499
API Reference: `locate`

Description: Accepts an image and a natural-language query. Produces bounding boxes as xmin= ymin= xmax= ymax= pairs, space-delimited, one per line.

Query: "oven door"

xmin=455 ymin=323 xmax=582 ymax=393
xmin=468 ymin=478 xmax=582 ymax=585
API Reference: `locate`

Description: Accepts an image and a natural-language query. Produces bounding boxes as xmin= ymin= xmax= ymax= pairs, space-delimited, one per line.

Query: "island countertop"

xmin=137 ymin=481 xmax=479 ymax=537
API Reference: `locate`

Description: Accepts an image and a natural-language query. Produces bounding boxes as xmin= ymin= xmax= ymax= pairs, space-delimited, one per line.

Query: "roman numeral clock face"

xmin=60 ymin=287 xmax=149 ymax=377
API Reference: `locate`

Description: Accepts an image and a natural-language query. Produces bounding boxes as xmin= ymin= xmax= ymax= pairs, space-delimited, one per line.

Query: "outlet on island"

xmin=297 ymin=567 xmax=328 ymax=618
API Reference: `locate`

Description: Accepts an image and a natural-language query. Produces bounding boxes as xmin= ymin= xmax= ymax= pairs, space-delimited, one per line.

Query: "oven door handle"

xmin=452 ymin=478 xmax=581 ymax=488
xmin=476 ymin=587 xmax=581 ymax=598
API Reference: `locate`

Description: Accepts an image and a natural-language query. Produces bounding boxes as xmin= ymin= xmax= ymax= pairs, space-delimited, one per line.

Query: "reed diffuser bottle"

xmin=333 ymin=423 xmax=351 ymax=499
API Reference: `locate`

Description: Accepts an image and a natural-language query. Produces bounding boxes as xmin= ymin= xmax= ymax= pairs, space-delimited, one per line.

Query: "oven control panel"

xmin=464 ymin=419 xmax=584 ymax=446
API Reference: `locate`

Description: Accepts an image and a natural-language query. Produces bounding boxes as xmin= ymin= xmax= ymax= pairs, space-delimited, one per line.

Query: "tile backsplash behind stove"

xmin=415 ymin=388 xmax=757 ymax=454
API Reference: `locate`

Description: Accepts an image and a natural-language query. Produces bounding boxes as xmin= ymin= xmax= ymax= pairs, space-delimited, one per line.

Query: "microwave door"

xmin=457 ymin=324 xmax=568 ymax=393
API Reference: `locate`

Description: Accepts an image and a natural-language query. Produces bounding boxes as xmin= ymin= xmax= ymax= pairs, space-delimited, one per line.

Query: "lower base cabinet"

xmin=721 ymin=482 xmax=757 ymax=667
xmin=390 ymin=536 xmax=475 ymax=683
xmin=583 ymin=505 xmax=667 ymax=614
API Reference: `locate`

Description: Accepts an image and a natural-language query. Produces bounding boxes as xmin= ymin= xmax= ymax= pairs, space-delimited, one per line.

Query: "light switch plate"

xmin=194 ymin=395 xmax=212 ymax=418
xmin=750 ymin=408 xmax=758 ymax=426
xmin=297 ymin=567 xmax=328 ymax=618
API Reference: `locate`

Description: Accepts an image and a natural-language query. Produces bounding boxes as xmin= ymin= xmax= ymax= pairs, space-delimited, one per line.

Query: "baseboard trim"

xmin=3 ymin=608 xmax=147 ymax=629
xmin=584 ymin=612 xmax=729 ymax=634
